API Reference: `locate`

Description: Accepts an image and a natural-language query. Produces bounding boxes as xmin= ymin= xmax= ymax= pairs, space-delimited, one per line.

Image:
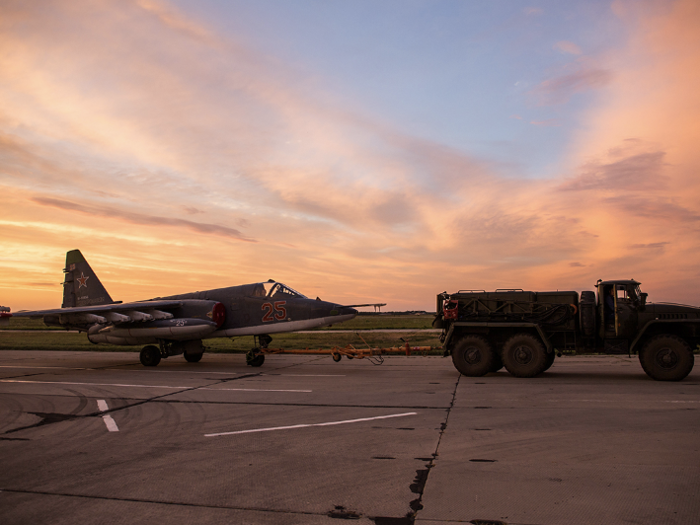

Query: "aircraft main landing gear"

xmin=140 ymin=345 xmax=161 ymax=367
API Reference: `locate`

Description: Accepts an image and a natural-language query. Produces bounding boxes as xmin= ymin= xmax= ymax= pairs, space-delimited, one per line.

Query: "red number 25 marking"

xmin=262 ymin=301 xmax=287 ymax=322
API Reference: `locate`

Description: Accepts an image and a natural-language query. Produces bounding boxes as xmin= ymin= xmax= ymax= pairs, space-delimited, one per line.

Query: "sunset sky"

xmin=2 ymin=0 xmax=699 ymax=312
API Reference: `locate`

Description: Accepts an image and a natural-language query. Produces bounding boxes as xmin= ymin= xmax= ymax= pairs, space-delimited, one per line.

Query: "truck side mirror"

xmin=639 ymin=293 xmax=647 ymax=311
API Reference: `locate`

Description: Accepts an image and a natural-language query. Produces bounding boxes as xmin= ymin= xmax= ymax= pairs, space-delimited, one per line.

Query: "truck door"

xmin=614 ymin=284 xmax=638 ymax=339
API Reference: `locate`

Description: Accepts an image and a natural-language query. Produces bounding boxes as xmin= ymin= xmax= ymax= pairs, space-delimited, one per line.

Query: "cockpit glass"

xmin=262 ymin=282 xmax=307 ymax=299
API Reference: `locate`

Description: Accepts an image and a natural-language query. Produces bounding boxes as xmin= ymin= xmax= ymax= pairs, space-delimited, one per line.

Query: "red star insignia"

xmin=77 ymin=272 xmax=89 ymax=288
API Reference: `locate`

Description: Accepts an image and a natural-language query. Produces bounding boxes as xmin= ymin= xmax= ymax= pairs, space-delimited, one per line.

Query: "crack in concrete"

xmin=0 ymin=487 xmax=331 ymax=517
xmin=370 ymin=374 xmax=461 ymax=525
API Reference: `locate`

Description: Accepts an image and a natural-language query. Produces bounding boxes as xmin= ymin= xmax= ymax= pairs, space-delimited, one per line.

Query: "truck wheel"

xmin=541 ymin=351 xmax=555 ymax=372
xmin=502 ymin=333 xmax=548 ymax=378
xmin=639 ymin=335 xmax=694 ymax=381
xmin=140 ymin=345 xmax=161 ymax=367
xmin=451 ymin=336 xmax=496 ymax=377
xmin=579 ymin=291 xmax=596 ymax=338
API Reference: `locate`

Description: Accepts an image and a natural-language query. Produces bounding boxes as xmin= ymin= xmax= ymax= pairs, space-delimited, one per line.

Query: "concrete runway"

xmin=0 ymin=350 xmax=698 ymax=525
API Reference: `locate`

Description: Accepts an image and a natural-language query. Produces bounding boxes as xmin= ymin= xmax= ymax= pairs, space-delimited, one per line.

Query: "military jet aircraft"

xmin=12 ymin=250 xmax=375 ymax=367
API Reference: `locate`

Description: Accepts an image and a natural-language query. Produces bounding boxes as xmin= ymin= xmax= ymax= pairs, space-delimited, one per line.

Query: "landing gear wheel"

xmin=332 ymin=353 xmax=342 ymax=362
xmin=502 ymin=333 xmax=548 ymax=378
xmin=140 ymin=345 xmax=161 ymax=367
xmin=639 ymin=334 xmax=694 ymax=381
xmin=451 ymin=335 xmax=496 ymax=377
xmin=541 ymin=351 xmax=556 ymax=372
xmin=248 ymin=355 xmax=265 ymax=367
xmin=184 ymin=352 xmax=203 ymax=363
xmin=246 ymin=349 xmax=265 ymax=367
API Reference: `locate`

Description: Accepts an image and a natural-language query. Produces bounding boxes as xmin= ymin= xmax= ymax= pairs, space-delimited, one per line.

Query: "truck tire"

xmin=579 ymin=291 xmax=596 ymax=338
xmin=639 ymin=334 xmax=694 ymax=381
xmin=451 ymin=336 xmax=496 ymax=377
xmin=502 ymin=333 xmax=548 ymax=378
xmin=541 ymin=350 xmax=555 ymax=372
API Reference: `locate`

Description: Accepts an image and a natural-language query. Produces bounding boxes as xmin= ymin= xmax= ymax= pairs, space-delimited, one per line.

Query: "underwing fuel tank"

xmin=88 ymin=318 xmax=219 ymax=345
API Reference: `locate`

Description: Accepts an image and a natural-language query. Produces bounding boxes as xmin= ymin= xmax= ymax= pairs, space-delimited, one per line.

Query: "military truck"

xmin=434 ymin=279 xmax=700 ymax=381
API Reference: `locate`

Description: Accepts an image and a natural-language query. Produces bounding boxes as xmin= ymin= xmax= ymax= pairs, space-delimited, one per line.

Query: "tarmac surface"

xmin=0 ymin=350 xmax=698 ymax=525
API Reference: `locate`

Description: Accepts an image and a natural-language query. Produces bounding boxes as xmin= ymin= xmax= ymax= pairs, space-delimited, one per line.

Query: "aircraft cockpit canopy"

xmin=262 ymin=281 xmax=307 ymax=299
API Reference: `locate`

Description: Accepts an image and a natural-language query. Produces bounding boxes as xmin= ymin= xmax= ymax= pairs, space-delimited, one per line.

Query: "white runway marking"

xmin=0 ymin=365 xmax=89 ymax=370
xmin=0 ymin=380 xmax=311 ymax=393
xmin=205 ymin=411 xmax=418 ymax=437
xmin=116 ymin=370 xmax=240 ymax=375
xmin=0 ymin=365 xmax=239 ymax=375
xmin=97 ymin=399 xmax=119 ymax=432
xmin=201 ymin=387 xmax=312 ymax=393
xmin=265 ymin=374 xmax=346 ymax=377
xmin=0 ymin=379 xmax=189 ymax=389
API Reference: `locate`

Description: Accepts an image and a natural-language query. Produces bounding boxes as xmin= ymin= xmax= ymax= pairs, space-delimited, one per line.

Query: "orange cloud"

xmin=1 ymin=0 xmax=699 ymax=312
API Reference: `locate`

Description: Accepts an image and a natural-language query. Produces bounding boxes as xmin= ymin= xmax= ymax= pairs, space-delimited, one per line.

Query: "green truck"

xmin=434 ymin=279 xmax=700 ymax=381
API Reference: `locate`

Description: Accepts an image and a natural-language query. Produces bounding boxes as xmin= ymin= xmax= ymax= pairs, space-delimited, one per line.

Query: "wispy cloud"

xmin=530 ymin=118 xmax=561 ymax=127
xmin=554 ymin=41 xmax=583 ymax=55
xmin=31 ymin=197 xmax=255 ymax=242
xmin=559 ymin=150 xmax=668 ymax=191
xmin=530 ymin=60 xmax=613 ymax=105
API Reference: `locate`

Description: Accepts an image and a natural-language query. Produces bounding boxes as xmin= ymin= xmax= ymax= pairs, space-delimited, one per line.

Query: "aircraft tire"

xmin=184 ymin=352 xmax=203 ymax=363
xmin=639 ymin=334 xmax=694 ymax=381
xmin=451 ymin=335 xmax=496 ymax=377
xmin=140 ymin=345 xmax=161 ymax=367
xmin=502 ymin=333 xmax=548 ymax=378
xmin=248 ymin=354 xmax=265 ymax=367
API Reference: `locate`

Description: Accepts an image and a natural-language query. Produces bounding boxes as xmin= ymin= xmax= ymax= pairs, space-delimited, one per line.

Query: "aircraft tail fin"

xmin=62 ymin=250 xmax=115 ymax=308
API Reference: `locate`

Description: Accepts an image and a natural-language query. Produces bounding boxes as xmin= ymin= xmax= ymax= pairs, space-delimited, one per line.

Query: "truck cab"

xmin=596 ymin=279 xmax=646 ymax=344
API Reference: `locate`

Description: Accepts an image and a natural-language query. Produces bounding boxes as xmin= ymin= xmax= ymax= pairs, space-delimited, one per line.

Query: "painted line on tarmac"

xmin=0 ymin=379 xmax=190 ymax=389
xmin=97 ymin=399 xmax=119 ymax=432
xmin=205 ymin=411 xmax=418 ymax=437
xmin=263 ymin=373 xmax=346 ymax=377
xmin=564 ymin=399 xmax=700 ymax=403
xmin=201 ymin=387 xmax=312 ymax=393
xmin=0 ymin=379 xmax=310 ymax=393
xmin=0 ymin=366 xmax=241 ymax=376
xmin=0 ymin=365 xmax=90 ymax=370
xmin=111 ymin=369 xmax=240 ymax=375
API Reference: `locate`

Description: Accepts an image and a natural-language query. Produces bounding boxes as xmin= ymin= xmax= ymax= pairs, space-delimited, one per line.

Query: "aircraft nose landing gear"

xmin=246 ymin=334 xmax=271 ymax=367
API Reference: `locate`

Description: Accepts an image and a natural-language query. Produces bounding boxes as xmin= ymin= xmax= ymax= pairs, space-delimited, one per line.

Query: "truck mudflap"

xmin=629 ymin=319 xmax=700 ymax=353
xmin=443 ymin=322 xmax=554 ymax=353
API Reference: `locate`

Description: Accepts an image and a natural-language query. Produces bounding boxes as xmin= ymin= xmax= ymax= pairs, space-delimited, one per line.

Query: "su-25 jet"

xmin=13 ymin=250 xmax=379 ymax=367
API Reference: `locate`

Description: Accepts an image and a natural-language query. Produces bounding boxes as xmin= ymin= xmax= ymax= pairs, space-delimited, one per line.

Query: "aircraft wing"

xmin=342 ymin=303 xmax=387 ymax=308
xmin=13 ymin=300 xmax=184 ymax=320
